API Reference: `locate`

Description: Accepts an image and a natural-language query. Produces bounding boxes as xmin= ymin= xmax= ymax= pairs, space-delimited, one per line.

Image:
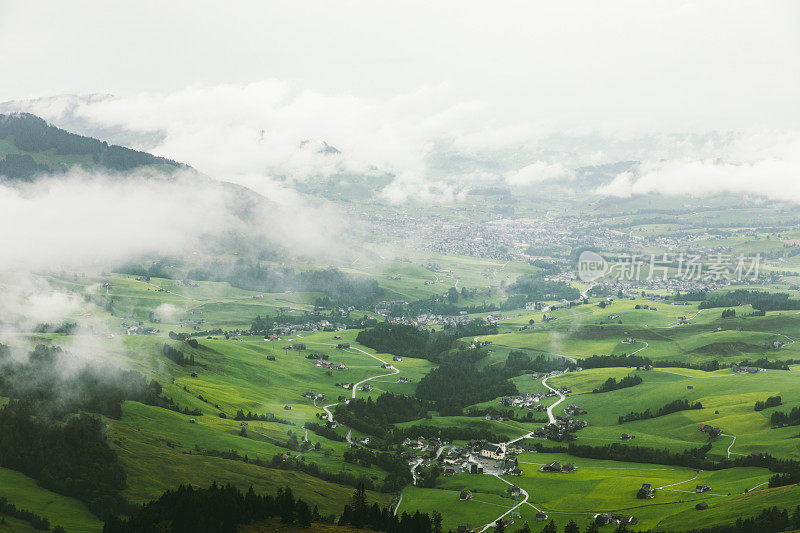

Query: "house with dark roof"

xmin=637 ymin=483 xmax=654 ymax=499
xmin=695 ymin=484 xmax=711 ymax=493
xmin=459 ymin=490 xmax=472 ymax=500
xmin=540 ymin=461 xmax=562 ymax=472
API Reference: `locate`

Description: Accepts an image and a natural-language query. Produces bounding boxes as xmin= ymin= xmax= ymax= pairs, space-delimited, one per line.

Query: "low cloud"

xmin=505 ymin=161 xmax=575 ymax=187
xmin=5 ymin=86 xmax=800 ymax=206
xmin=0 ymin=170 xmax=355 ymax=274
xmin=595 ymin=133 xmax=800 ymax=202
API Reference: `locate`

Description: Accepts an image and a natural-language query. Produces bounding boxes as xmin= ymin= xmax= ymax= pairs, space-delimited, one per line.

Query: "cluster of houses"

xmin=499 ymin=393 xmax=547 ymax=410
xmin=401 ymin=438 xmax=523 ymax=478
xmin=731 ymin=364 xmax=762 ymax=374
xmin=385 ymin=312 xmax=475 ymax=328
xmin=594 ymin=513 xmax=639 ymax=527
xmin=312 ymin=360 xmax=347 ymax=371
xmin=698 ymin=424 xmax=723 ymax=437
xmin=260 ymin=318 xmax=352 ymax=337
xmin=122 ymin=322 xmax=158 ymax=335
xmin=564 ymin=404 xmax=586 ymax=415
xmin=539 ymin=461 xmax=576 ymax=473
xmin=283 ymin=343 xmax=306 ymax=350
xmin=301 ymin=391 xmax=325 ymax=401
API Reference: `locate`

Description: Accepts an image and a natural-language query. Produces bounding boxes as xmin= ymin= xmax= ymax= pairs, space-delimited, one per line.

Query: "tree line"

xmin=685 ymin=505 xmax=800 ymax=533
xmin=0 ymin=343 xmax=209 ymax=519
xmin=770 ymin=406 xmax=800 ymax=427
xmin=186 ymin=260 xmax=384 ymax=308
xmin=698 ymin=289 xmax=800 ymax=311
xmin=0 ymin=112 xmax=181 ymax=179
xmin=103 ymin=481 xmax=440 ymax=533
xmin=504 ymin=274 xmax=580 ymax=302
xmin=618 ymin=399 xmax=703 ymax=424
xmin=0 ymin=496 xmax=62 ymax=531
xmin=333 ymin=393 xmax=431 ymax=438
xmin=414 ymin=349 xmax=517 ymax=415
xmin=580 ymin=353 xmax=799 ymax=372
xmin=593 ymin=375 xmax=642 ymax=393
xmin=0 ymin=344 xmax=195 ymax=420
xmin=355 ymin=319 xmax=498 ymax=362
xmin=0 ymin=403 xmax=129 ymax=519
xmin=755 ymin=396 xmax=782 ymax=411
xmin=526 ymin=441 xmax=800 ymax=487
xmin=341 ymin=448 xmax=413 ymax=492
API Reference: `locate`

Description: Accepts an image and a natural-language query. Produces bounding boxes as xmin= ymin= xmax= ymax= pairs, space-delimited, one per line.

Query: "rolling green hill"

xmin=0 ymin=112 xmax=184 ymax=180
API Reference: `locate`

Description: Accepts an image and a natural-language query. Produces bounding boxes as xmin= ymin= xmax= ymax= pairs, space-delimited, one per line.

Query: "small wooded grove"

xmin=579 ymin=353 xmax=800 ymax=371
xmin=355 ymin=319 xmax=498 ymax=362
xmin=686 ymin=505 xmax=800 ymax=533
xmin=618 ymin=399 xmax=702 ymax=424
xmin=592 ymin=374 xmax=642 ymax=393
xmin=0 ymin=497 xmax=60 ymax=531
xmin=770 ymin=406 xmax=800 ymax=427
xmin=0 ymin=404 xmax=129 ymax=518
xmin=333 ymin=393 xmax=431 ymax=437
xmin=697 ymin=289 xmax=800 ymax=311
xmin=103 ymin=482 xmax=440 ymax=533
xmin=755 ymin=396 xmax=782 ymax=411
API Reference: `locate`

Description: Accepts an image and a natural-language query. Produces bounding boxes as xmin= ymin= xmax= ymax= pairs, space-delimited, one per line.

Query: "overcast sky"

xmin=2 ymin=0 xmax=798 ymax=132
xmin=1 ymin=1 xmax=799 ymax=203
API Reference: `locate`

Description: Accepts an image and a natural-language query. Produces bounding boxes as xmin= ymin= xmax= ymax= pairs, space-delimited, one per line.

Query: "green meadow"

xmin=6 ymin=259 xmax=800 ymax=532
xmin=0 ymin=467 xmax=102 ymax=533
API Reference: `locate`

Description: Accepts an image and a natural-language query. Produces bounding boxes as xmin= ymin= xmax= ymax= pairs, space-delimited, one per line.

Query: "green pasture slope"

xmin=480 ymin=298 xmax=800 ymax=365
xmin=8 ymin=261 xmax=800 ymax=532
xmin=399 ymin=453 xmax=784 ymax=532
xmin=542 ymin=365 xmax=800 ymax=459
xmin=0 ymin=467 xmax=102 ymax=532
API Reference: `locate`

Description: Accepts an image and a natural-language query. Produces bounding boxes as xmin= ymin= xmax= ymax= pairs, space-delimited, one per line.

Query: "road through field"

xmin=476 ymin=475 xmax=530 ymax=532
xmin=310 ymin=342 xmax=397 ymax=444
xmin=721 ymin=433 xmax=737 ymax=458
xmin=506 ymin=375 xmax=566 ymax=446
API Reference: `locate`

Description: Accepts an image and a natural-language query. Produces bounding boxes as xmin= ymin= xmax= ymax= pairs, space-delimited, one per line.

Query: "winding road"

xmin=506 ymin=375 xmax=566 ymax=446
xmin=721 ymin=433 xmax=736 ymax=458
xmin=656 ymin=471 xmax=699 ymax=489
xmin=476 ymin=475 xmax=530 ymax=532
xmin=310 ymin=342 xmax=398 ymax=445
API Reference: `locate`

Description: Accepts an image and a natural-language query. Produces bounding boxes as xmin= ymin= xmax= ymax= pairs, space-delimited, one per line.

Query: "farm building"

xmin=540 ymin=461 xmax=562 ymax=472
xmin=696 ymin=484 xmax=711 ymax=493
xmin=696 ymin=501 xmax=709 ymax=510
xmin=637 ymin=483 xmax=654 ymax=499
xmin=459 ymin=490 xmax=472 ymax=500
